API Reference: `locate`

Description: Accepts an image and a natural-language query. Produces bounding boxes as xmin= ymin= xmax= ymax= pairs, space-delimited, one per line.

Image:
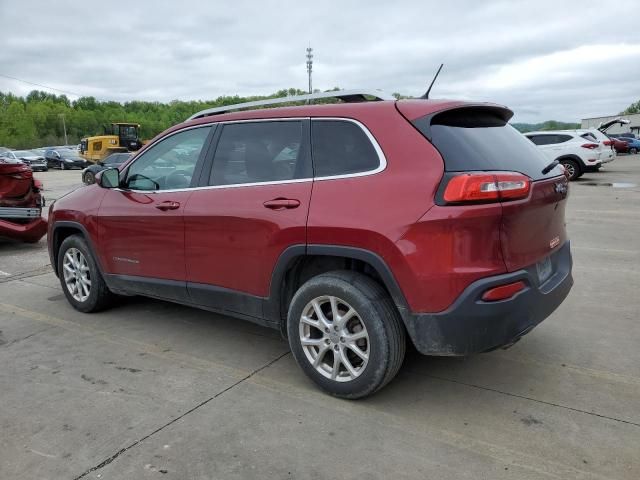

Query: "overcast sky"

xmin=1 ymin=0 xmax=638 ymax=122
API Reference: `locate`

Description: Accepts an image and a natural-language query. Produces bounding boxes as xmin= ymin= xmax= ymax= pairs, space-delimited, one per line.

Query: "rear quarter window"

xmin=311 ymin=120 xmax=381 ymax=177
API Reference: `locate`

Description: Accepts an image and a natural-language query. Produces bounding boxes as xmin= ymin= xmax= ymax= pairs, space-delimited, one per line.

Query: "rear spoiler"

xmin=407 ymin=104 xmax=514 ymax=141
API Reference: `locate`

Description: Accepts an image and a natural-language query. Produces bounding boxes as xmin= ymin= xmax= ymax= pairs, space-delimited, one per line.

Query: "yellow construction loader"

xmin=79 ymin=123 xmax=144 ymax=162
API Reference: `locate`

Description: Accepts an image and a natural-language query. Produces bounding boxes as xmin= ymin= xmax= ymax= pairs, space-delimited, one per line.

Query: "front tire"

xmin=60 ymin=162 xmax=67 ymax=170
xmin=287 ymin=271 xmax=406 ymax=399
xmin=57 ymin=235 xmax=114 ymax=313
xmin=630 ymin=147 xmax=638 ymax=155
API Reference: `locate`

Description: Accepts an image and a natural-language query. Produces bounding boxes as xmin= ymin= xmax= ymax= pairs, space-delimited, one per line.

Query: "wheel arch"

xmin=50 ymin=221 xmax=103 ymax=277
xmin=266 ymin=245 xmax=410 ymax=335
xmin=555 ymin=154 xmax=585 ymax=169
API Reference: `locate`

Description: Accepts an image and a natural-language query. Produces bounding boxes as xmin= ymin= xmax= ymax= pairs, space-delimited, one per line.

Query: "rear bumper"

xmin=0 ymin=217 xmax=47 ymax=243
xmin=402 ymin=241 xmax=573 ymax=356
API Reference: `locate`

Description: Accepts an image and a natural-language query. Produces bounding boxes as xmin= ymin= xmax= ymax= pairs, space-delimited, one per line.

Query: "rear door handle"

xmin=155 ymin=201 xmax=180 ymax=211
xmin=263 ymin=198 xmax=301 ymax=210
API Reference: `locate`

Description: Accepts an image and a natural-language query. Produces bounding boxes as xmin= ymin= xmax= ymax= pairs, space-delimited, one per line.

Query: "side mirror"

xmin=97 ymin=168 xmax=120 ymax=188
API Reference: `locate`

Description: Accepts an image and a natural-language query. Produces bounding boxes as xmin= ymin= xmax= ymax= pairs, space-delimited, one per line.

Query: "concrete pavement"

xmin=0 ymin=158 xmax=639 ymax=479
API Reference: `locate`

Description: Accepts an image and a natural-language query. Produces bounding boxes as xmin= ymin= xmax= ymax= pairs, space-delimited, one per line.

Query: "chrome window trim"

xmin=118 ymin=123 xmax=215 ymax=192
xmin=117 ymin=117 xmax=386 ymax=194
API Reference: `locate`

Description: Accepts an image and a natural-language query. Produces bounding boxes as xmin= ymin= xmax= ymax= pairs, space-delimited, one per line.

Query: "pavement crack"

xmin=72 ymin=350 xmax=291 ymax=480
xmin=4 ymin=328 xmax=51 ymax=347
xmin=0 ymin=265 xmax=52 ymax=284
xmin=412 ymin=371 xmax=640 ymax=428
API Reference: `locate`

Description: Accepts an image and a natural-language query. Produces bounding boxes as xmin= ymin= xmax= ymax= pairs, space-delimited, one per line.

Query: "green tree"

xmin=622 ymin=100 xmax=640 ymax=115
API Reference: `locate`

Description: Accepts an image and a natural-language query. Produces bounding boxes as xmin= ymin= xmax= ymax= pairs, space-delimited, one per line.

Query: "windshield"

xmin=60 ymin=150 xmax=82 ymax=159
xmin=119 ymin=125 xmax=138 ymax=139
xmin=14 ymin=150 xmax=39 ymax=156
xmin=104 ymin=154 xmax=130 ymax=165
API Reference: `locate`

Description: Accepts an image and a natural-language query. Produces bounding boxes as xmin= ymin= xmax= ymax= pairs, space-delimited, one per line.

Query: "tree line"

xmin=0 ymin=88 xmax=314 ymax=149
xmin=2 ymin=89 xmax=636 ymax=149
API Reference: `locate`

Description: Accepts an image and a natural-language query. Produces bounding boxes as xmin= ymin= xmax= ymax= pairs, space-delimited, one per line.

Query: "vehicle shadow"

xmin=94 ymin=294 xmax=545 ymax=408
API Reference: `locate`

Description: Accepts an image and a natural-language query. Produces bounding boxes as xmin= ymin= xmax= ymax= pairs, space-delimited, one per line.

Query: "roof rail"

xmin=187 ymin=89 xmax=395 ymax=120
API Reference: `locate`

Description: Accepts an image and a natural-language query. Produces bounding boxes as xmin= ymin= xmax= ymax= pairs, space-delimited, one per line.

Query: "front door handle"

xmin=155 ymin=201 xmax=180 ymax=211
xmin=263 ymin=198 xmax=301 ymax=210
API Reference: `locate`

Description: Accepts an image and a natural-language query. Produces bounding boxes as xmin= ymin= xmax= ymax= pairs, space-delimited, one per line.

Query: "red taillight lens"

xmin=481 ymin=281 xmax=526 ymax=301
xmin=603 ymin=140 xmax=612 ymax=146
xmin=443 ymin=172 xmax=530 ymax=204
xmin=581 ymin=143 xmax=598 ymax=149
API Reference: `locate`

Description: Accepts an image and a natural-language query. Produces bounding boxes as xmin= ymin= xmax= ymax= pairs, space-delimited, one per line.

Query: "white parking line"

xmin=0 ymin=270 xmax=10 ymax=276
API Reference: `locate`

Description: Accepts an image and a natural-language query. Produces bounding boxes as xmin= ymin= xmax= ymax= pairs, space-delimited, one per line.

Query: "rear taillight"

xmin=481 ymin=281 xmax=526 ymax=301
xmin=581 ymin=143 xmax=598 ymax=149
xmin=603 ymin=140 xmax=613 ymax=146
xmin=442 ymin=172 xmax=530 ymax=204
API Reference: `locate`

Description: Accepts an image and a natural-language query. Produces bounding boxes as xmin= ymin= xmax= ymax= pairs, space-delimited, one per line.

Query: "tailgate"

xmin=500 ymin=175 xmax=568 ymax=271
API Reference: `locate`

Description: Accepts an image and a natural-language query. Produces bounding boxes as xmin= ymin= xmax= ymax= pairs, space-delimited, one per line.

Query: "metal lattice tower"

xmin=306 ymin=46 xmax=313 ymax=94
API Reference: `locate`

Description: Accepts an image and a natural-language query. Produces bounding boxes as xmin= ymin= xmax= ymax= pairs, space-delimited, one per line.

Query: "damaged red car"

xmin=0 ymin=157 xmax=47 ymax=242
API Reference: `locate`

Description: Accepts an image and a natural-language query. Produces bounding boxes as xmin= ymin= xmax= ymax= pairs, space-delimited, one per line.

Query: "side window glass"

xmin=311 ymin=120 xmax=380 ymax=177
xmin=210 ymin=121 xmax=306 ymax=186
xmin=580 ymin=133 xmax=596 ymax=142
xmin=535 ymin=135 xmax=557 ymax=145
xmin=124 ymin=126 xmax=211 ymax=191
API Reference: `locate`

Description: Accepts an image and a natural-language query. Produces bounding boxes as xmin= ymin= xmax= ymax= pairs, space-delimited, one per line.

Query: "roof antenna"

xmin=421 ymin=63 xmax=444 ymax=99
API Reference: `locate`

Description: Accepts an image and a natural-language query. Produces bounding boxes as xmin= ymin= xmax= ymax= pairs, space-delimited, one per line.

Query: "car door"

xmin=183 ymin=119 xmax=312 ymax=319
xmin=97 ymin=125 xmax=214 ymax=301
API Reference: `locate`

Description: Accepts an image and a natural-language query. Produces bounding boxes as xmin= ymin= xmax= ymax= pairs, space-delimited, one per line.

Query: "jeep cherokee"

xmin=47 ymin=92 xmax=573 ymax=398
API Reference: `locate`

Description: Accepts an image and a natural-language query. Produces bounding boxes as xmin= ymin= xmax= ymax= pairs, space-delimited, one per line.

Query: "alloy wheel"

xmin=299 ymin=295 xmax=369 ymax=382
xmin=62 ymin=248 xmax=91 ymax=302
xmin=563 ymin=162 xmax=575 ymax=179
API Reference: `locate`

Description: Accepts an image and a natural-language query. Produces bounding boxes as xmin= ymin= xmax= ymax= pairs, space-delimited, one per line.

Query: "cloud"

xmin=0 ymin=0 xmax=638 ymax=122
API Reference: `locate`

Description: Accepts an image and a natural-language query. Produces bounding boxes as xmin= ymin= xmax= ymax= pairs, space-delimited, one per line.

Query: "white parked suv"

xmin=524 ymin=131 xmax=602 ymax=180
xmin=567 ymin=129 xmax=616 ymax=164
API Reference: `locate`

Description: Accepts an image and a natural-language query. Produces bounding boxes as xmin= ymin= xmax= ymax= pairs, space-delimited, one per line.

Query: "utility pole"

xmin=306 ymin=45 xmax=313 ymax=94
xmin=59 ymin=114 xmax=68 ymax=145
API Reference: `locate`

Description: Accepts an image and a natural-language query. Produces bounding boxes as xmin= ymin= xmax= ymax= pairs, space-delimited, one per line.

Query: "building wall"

xmin=581 ymin=113 xmax=640 ymax=134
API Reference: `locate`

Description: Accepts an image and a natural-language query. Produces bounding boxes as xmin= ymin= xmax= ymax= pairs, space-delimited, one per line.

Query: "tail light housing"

xmin=441 ymin=172 xmax=531 ymax=204
xmin=581 ymin=143 xmax=598 ymax=149
xmin=603 ymin=140 xmax=613 ymax=146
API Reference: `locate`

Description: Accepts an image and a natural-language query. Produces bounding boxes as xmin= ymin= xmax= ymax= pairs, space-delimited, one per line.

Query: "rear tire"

xmin=560 ymin=159 xmax=580 ymax=181
xmin=57 ymin=235 xmax=114 ymax=313
xmin=84 ymin=171 xmax=96 ymax=185
xmin=287 ymin=271 xmax=406 ymax=399
xmin=61 ymin=162 xmax=67 ymax=170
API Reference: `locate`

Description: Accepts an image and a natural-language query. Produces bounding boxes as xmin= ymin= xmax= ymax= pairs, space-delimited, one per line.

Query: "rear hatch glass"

xmin=411 ymin=106 xmax=568 ymax=271
xmin=412 ymin=106 xmax=564 ymax=180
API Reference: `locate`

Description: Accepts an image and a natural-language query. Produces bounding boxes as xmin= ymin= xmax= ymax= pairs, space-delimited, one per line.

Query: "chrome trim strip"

xmin=119 ymin=117 xmax=386 ymax=194
xmin=0 ymin=207 xmax=42 ymax=219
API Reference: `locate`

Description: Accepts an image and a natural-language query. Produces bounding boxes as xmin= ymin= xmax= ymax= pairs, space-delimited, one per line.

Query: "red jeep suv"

xmin=47 ymin=92 xmax=573 ymax=398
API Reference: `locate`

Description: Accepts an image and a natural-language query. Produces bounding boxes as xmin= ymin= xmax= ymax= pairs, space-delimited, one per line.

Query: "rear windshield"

xmin=413 ymin=108 xmax=563 ymax=180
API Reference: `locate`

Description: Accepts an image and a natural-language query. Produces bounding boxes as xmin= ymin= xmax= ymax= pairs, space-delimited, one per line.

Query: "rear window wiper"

xmin=541 ymin=159 xmax=559 ymax=175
